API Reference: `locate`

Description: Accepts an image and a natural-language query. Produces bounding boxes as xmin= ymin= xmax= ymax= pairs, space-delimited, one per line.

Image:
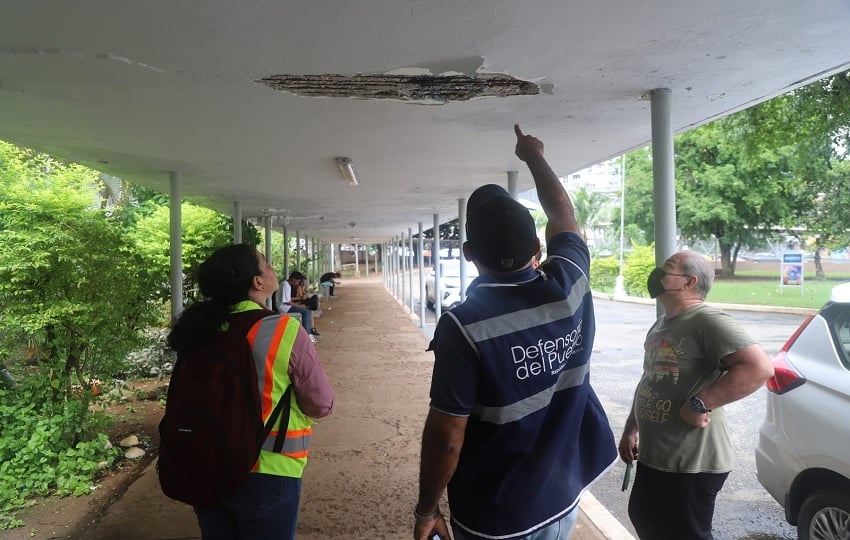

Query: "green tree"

xmin=569 ymin=187 xmax=609 ymax=242
xmin=128 ymin=202 xmax=237 ymax=303
xmin=0 ymin=141 xmax=158 ymax=394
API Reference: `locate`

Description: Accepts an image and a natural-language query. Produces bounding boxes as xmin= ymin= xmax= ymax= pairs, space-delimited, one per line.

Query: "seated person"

xmin=277 ymin=271 xmax=320 ymax=337
xmin=319 ymin=272 xmax=341 ymax=297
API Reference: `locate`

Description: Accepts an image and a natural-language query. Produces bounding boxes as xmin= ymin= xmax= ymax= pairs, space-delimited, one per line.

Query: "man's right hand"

xmin=514 ymin=124 xmax=545 ymax=163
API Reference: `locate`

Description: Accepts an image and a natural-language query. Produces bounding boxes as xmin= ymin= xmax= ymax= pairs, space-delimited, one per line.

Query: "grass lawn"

xmin=708 ymin=270 xmax=850 ymax=310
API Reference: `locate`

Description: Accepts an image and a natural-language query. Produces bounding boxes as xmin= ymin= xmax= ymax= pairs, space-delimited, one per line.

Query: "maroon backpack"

xmin=157 ymin=310 xmax=290 ymax=506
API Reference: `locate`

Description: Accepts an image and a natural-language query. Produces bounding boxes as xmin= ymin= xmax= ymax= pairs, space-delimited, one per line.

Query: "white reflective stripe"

xmin=261 ymin=433 xmax=311 ymax=453
xmin=472 ymin=363 xmax=590 ymax=425
xmin=252 ymin=316 xmax=282 ymax=390
xmin=462 ymin=274 xmax=589 ymax=343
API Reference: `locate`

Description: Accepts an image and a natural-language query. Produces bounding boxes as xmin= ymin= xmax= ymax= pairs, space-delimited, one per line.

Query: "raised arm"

xmin=514 ymin=124 xmax=579 ymax=240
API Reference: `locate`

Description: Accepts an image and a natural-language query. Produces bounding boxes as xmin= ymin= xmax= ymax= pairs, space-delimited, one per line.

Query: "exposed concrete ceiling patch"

xmin=255 ymin=72 xmax=540 ymax=103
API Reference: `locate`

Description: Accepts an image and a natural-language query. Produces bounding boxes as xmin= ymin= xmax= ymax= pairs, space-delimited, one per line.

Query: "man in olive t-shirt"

xmin=618 ymin=251 xmax=774 ymax=540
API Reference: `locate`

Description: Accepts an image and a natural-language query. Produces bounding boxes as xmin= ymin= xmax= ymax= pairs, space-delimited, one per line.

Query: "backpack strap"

xmin=257 ymin=385 xmax=293 ymax=453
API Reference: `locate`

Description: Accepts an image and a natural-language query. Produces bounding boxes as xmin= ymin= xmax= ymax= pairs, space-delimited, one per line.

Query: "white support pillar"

xmin=295 ymin=231 xmax=302 ymax=272
xmin=651 ymin=88 xmax=677 ymax=263
xmin=400 ymin=233 xmax=407 ymax=307
xmin=651 ymin=88 xmax=677 ymax=317
xmin=264 ymin=215 xmax=273 ymax=308
xmin=458 ymin=197 xmax=468 ymax=303
xmin=283 ymin=226 xmax=290 ymax=278
xmin=354 ymin=243 xmax=360 ymax=277
xmin=418 ymin=223 xmax=425 ymax=327
xmin=433 ymin=213 xmax=441 ymax=320
xmin=233 ymin=201 xmax=243 ymax=244
xmin=330 ymin=243 xmax=336 ymax=272
xmin=365 ymin=244 xmax=370 ymax=277
xmin=408 ymin=227 xmax=414 ymax=314
xmin=507 ymin=170 xmax=519 ymax=199
xmin=169 ymin=171 xmax=183 ymax=320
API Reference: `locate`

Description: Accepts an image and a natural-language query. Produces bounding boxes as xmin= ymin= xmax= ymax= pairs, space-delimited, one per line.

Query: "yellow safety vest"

xmin=233 ymin=301 xmax=314 ymax=478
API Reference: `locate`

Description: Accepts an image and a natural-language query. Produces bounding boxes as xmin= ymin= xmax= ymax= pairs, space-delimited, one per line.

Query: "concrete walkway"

xmin=72 ymin=276 xmax=632 ymax=540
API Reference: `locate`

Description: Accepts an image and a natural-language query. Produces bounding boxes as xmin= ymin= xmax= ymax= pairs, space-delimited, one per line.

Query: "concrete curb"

xmin=579 ymin=493 xmax=636 ymax=540
xmin=591 ymin=291 xmax=818 ymax=316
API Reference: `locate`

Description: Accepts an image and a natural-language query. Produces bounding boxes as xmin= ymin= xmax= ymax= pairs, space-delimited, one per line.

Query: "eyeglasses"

xmin=661 ymin=271 xmax=690 ymax=278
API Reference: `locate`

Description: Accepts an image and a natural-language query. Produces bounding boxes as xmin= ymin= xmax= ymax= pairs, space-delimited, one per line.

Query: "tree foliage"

xmin=0 ymin=142 xmax=159 ymax=391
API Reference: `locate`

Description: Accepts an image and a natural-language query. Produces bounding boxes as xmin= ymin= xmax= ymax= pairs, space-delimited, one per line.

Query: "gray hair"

xmin=677 ymin=252 xmax=714 ymax=299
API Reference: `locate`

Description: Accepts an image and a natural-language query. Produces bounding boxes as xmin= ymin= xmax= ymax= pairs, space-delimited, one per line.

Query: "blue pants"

xmin=286 ymin=304 xmax=313 ymax=332
xmin=452 ymin=506 xmax=578 ymax=540
xmin=194 ymin=473 xmax=301 ymax=540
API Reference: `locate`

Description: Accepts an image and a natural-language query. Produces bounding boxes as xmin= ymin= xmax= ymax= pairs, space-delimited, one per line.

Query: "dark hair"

xmin=167 ymin=243 xmax=262 ymax=352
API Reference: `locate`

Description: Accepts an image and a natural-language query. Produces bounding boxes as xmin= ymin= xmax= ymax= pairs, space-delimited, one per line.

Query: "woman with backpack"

xmin=161 ymin=243 xmax=335 ymax=540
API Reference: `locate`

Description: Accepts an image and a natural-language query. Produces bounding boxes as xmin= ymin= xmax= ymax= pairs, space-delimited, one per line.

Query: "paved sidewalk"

xmin=72 ymin=276 xmax=632 ymax=540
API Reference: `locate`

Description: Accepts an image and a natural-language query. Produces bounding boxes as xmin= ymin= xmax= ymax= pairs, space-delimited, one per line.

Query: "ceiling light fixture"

xmin=335 ymin=157 xmax=359 ymax=186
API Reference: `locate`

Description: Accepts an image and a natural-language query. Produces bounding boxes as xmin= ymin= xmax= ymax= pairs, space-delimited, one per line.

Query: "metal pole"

xmin=615 ymin=153 xmax=627 ymax=297
xmin=296 ymin=231 xmax=302 ymax=272
xmin=283 ymin=226 xmax=290 ymax=278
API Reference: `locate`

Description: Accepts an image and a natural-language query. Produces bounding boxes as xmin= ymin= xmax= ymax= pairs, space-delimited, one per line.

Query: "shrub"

xmin=590 ymin=256 xmax=621 ymax=292
xmin=623 ymin=244 xmax=657 ymax=297
xmin=0 ymin=374 xmax=119 ymax=529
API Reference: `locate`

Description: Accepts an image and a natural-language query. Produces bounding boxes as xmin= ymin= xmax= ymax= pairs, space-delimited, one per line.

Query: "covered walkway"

xmin=66 ymin=276 xmax=622 ymax=539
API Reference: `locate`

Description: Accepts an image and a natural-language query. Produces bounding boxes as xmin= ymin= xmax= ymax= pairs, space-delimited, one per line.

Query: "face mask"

xmin=646 ymin=267 xmax=669 ymax=299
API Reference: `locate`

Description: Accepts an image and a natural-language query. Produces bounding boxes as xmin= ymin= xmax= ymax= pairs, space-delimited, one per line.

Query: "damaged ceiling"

xmin=1 ymin=1 xmax=849 ymax=243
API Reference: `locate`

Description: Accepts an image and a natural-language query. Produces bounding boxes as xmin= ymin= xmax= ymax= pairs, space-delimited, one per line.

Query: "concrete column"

xmin=169 ymin=171 xmax=183 ymax=320
xmin=365 ymin=244 xmax=370 ymax=277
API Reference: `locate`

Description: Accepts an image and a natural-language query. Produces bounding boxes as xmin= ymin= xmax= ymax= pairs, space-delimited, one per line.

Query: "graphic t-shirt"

xmin=634 ymin=304 xmax=755 ymax=473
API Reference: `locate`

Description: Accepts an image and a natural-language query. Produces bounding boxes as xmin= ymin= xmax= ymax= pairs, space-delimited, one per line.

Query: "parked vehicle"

xmin=425 ymin=259 xmax=478 ymax=311
xmin=755 ymin=282 xmax=850 ymax=540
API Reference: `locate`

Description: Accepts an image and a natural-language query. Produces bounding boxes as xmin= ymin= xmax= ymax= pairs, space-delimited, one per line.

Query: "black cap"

xmin=466 ymin=184 xmax=538 ymax=272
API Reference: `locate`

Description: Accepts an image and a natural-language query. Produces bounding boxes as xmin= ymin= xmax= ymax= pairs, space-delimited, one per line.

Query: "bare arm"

xmin=414 ymin=409 xmax=467 ymax=540
xmin=514 ymin=124 xmax=579 ymax=240
xmin=679 ymin=344 xmax=774 ymax=427
xmin=618 ymin=388 xmax=639 ymax=464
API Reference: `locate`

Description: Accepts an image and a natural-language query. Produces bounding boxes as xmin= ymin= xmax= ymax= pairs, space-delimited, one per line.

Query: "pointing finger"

xmin=514 ymin=124 xmax=524 ymax=138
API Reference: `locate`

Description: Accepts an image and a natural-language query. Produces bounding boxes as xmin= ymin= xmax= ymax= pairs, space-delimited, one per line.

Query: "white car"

xmin=755 ymin=282 xmax=850 ymax=540
xmin=425 ymin=259 xmax=478 ymax=311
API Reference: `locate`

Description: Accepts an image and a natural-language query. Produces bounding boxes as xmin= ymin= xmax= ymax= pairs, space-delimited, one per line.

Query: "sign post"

xmin=780 ymin=252 xmax=804 ymax=296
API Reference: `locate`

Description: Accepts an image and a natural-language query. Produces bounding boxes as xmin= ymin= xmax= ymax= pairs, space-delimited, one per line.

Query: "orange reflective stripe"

xmin=267 ymin=428 xmax=313 ymax=438
xmin=284 ymin=450 xmax=309 ymax=459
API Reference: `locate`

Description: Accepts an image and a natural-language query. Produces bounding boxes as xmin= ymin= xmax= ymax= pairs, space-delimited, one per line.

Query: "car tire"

xmin=798 ymin=489 xmax=850 ymax=540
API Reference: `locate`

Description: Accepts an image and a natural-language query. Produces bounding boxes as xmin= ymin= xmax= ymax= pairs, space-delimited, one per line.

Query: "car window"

xmin=824 ymin=302 xmax=850 ymax=370
xmin=438 ymin=261 xmax=478 ymax=279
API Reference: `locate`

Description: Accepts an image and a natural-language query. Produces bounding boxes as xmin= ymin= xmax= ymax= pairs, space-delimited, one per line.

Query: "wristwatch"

xmin=689 ymin=395 xmax=711 ymax=413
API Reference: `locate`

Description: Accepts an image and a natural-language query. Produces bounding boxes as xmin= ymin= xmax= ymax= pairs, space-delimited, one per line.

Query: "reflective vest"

xmin=232 ymin=302 xmax=314 ymax=478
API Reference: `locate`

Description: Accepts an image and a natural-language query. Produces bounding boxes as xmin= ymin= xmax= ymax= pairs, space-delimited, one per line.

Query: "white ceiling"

xmin=2 ymin=1 xmax=850 ymax=243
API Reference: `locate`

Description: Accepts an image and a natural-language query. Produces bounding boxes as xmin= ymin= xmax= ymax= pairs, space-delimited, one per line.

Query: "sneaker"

xmin=310 ymin=328 xmax=321 ymax=336
xmin=309 ymin=335 xmax=318 ymax=344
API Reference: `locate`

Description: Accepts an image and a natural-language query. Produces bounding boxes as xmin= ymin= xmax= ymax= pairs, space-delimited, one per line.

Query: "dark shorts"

xmin=628 ymin=462 xmax=728 ymax=540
